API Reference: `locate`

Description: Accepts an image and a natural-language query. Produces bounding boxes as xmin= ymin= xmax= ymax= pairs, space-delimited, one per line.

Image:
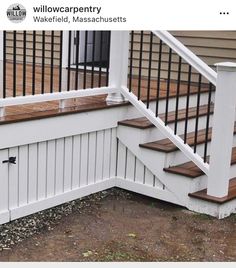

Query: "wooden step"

xmin=163 ymin=147 xmax=236 ymax=178
xmin=118 ymin=104 xmax=214 ymax=129
xmin=189 ymin=178 xmax=236 ymax=204
xmin=140 ymin=125 xmax=236 ymax=153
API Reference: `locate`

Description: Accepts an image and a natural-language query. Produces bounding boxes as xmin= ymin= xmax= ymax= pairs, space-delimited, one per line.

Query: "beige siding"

xmin=6 ymin=31 xmax=61 ymax=65
xmin=171 ymin=31 xmax=236 ymax=61
xmin=130 ymin=31 xmax=236 ymax=82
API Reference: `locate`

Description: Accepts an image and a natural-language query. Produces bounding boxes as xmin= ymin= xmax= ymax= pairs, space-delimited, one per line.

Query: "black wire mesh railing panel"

xmin=128 ymin=30 xmax=215 ymax=162
xmin=2 ymin=30 xmax=111 ymax=98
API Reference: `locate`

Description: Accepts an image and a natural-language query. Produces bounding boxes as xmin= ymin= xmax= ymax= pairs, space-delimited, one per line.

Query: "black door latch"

xmin=2 ymin=157 xmax=16 ymax=164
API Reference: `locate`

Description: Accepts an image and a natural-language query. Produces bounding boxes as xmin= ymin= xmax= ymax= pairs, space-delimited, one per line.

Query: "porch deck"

xmin=1 ymin=30 xmax=236 ymax=224
xmin=1 ymin=62 xmax=208 ymax=125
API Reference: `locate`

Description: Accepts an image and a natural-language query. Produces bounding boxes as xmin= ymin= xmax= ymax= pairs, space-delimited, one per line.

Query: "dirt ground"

xmin=0 ymin=188 xmax=236 ymax=262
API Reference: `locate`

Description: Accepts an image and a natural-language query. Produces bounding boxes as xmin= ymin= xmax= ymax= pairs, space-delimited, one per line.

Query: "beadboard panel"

xmin=0 ymin=128 xmax=117 ymax=223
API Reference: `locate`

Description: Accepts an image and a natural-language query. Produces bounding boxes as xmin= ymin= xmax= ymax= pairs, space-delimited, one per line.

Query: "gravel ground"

xmin=0 ymin=188 xmax=236 ymax=261
xmin=0 ymin=189 xmax=131 ymax=252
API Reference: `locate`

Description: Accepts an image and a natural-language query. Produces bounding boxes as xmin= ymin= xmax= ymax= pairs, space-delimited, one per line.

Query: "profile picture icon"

xmin=7 ymin=3 xmax=26 ymax=23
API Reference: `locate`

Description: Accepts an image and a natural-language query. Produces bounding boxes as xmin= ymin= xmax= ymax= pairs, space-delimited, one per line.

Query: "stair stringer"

xmin=115 ymin=137 xmax=182 ymax=206
xmin=117 ymin=124 xmax=207 ymax=207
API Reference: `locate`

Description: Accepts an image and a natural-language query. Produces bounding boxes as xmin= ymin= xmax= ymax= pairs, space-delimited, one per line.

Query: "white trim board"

xmin=7 ymin=177 xmax=184 ymax=222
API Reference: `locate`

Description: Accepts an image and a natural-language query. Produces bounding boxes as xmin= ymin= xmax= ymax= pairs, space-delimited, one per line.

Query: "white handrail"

xmin=121 ymin=86 xmax=209 ymax=175
xmin=0 ymin=87 xmax=116 ymax=107
xmin=153 ymin=31 xmax=217 ymax=86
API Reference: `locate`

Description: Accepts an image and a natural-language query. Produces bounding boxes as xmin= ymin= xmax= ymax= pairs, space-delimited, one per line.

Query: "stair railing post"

xmin=207 ymin=62 xmax=236 ymax=197
xmin=106 ymin=31 xmax=130 ymax=103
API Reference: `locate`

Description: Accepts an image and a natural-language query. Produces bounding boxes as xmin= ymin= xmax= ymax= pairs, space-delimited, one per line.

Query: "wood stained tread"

xmin=118 ymin=104 xmax=214 ymax=129
xmin=140 ymin=125 xmax=236 ymax=153
xmin=164 ymin=147 xmax=236 ymax=178
xmin=189 ymin=178 xmax=236 ymax=204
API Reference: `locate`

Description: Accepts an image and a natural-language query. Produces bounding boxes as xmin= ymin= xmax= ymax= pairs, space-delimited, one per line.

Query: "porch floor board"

xmin=1 ymin=62 xmax=210 ymax=124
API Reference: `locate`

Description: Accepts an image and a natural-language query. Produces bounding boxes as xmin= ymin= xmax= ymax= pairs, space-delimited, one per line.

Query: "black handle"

xmin=2 ymin=157 xmax=16 ymax=164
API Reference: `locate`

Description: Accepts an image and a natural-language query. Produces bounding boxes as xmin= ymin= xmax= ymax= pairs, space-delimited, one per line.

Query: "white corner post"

xmin=0 ymin=31 xmax=4 ymax=117
xmin=106 ymin=31 xmax=130 ymax=103
xmin=59 ymin=30 xmax=69 ymax=109
xmin=207 ymin=62 xmax=236 ymax=197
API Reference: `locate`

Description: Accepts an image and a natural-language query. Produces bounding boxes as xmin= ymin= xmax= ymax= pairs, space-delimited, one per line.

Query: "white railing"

xmin=110 ymin=31 xmax=236 ymax=198
xmin=0 ymin=30 xmax=116 ymax=116
xmin=152 ymin=32 xmax=236 ymax=198
xmin=111 ymin=31 xmax=210 ymax=175
xmin=153 ymin=31 xmax=217 ymax=86
xmin=0 ymin=87 xmax=116 ymax=109
xmin=120 ymin=85 xmax=210 ymax=174
xmin=0 ymin=30 xmax=236 ymax=199
xmin=207 ymin=62 xmax=236 ymax=197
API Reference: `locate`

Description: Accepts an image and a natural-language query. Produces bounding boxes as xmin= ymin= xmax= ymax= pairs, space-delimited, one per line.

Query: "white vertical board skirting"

xmin=135 ymin=158 xmax=145 ymax=184
xmin=116 ymin=140 xmax=126 ymax=178
xmin=63 ymin=137 xmax=73 ymax=192
xmin=71 ymin=136 xmax=81 ymax=189
xmin=0 ymin=128 xmax=119 ymax=224
xmin=0 ymin=125 xmax=174 ymax=225
xmin=80 ymin=133 xmax=89 ymax=187
xmin=87 ymin=132 xmax=96 ymax=185
xmin=9 ymin=147 xmax=18 ymax=209
xmin=0 ymin=126 xmax=167 ymax=224
xmin=95 ymin=131 xmax=104 ymax=182
xmin=37 ymin=141 xmax=47 ymax=201
xmin=125 ymin=150 xmax=136 ymax=181
xmin=116 ymin=139 xmax=165 ymax=190
xmin=109 ymin=128 xmax=117 ymax=178
xmin=46 ymin=140 xmax=56 ymax=198
xmin=55 ymin=138 xmax=64 ymax=195
xmin=103 ymin=129 xmax=111 ymax=180
xmin=28 ymin=143 xmax=38 ymax=203
xmin=18 ymin=145 xmax=28 ymax=206
xmin=0 ymin=149 xmax=9 ymax=223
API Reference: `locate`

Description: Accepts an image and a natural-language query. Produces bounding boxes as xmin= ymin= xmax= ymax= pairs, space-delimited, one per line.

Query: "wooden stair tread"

xmin=189 ymin=178 xmax=236 ymax=204
xmin=118 ymin=104 xmax=214 ymax=129
xmin=164 ymin=147 xmax=236 ymax=178
xmin=140 ymin=128 xmax=212 ymax=152
xmin=140 ymin=125 xmax=236 ymax=153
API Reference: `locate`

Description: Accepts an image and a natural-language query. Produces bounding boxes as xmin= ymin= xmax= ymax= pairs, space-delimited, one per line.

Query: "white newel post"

xmin=0 ymin=31 xmax=4 ymax=116
xmin=59 ymin=31 xmax=69 ymax=109
xmin=106 ymin=31 xmax=130 ymax=103
xmin=207 ymin=62 xmax=236 ymax=197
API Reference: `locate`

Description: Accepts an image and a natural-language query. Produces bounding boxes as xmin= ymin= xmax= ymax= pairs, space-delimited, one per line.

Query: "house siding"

xmin=5 ymin=31 xmax=61 ymax=65
xmin=130 ymin=31 xmax=236 ymax=82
